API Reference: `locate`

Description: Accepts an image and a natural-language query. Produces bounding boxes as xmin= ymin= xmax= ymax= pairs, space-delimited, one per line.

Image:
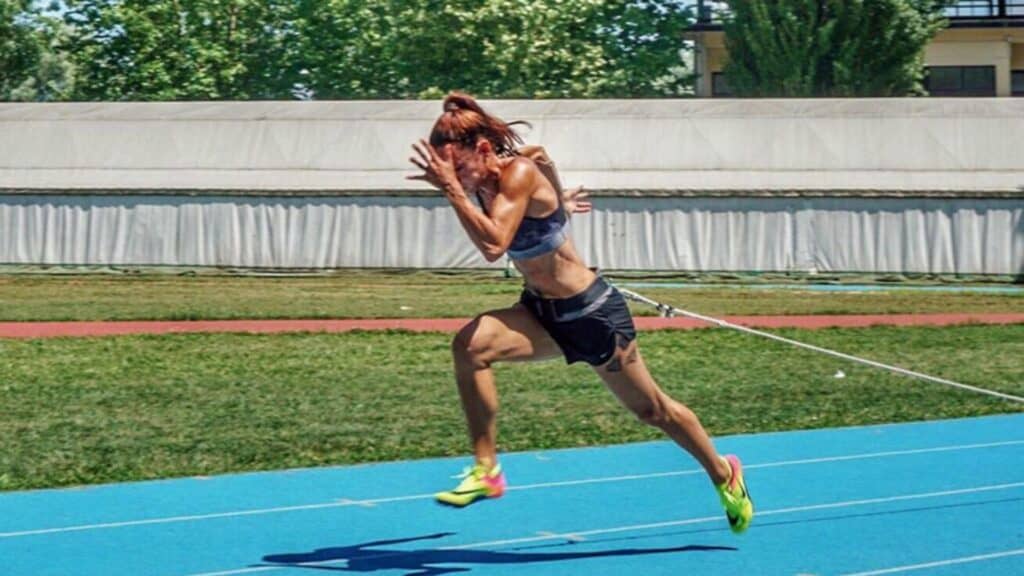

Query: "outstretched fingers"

xmin=408 ymin=141 xmax=435 ymax=181
xmin=419 ymin=139 xmax=442 ymax=162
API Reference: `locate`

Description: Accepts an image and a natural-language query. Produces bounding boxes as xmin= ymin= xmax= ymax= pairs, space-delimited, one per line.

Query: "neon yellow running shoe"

xmin=435 ymin=462 xmax=506 ymax=507
xmin=715 ymin=454 xmax=754 ymax=534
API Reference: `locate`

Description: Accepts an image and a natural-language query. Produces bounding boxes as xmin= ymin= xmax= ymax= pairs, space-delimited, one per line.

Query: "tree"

xmin=1 ymin=0 xmax=73 ymax=100
xmin=54 ymin=0 xmax=695 ymax=101
xmin=311 ymin=0 xmax=696 ymax=98
xmin=62 ymin=0 xmax=299 ymax=100
xmin=721 ymin=0 xmax=950 ymax=97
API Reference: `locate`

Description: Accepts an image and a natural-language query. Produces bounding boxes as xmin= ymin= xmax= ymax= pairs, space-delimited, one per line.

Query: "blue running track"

xmin=2 ymin=414 xmax=1022 ymax=576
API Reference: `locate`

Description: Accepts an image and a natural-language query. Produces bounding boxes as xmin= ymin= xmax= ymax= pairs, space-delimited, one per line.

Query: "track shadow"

xmin=260 ymin=532 xmax=735 ymax=575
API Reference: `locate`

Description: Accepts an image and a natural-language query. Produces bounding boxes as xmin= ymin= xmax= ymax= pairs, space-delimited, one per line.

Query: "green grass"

xmin=1 ymin=271 xmax=1022 ymax=321
xmin=1 ymin=325 xmax=1021 ymax=491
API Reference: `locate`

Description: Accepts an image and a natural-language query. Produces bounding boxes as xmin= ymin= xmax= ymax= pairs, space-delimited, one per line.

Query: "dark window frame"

xmin=711 ymin=72 xmax=734 ymax=97
xmin=925 ymin=65 xmax=997 ymax=97
xmin=1013 ymin=70 xmax=1024 ymax=96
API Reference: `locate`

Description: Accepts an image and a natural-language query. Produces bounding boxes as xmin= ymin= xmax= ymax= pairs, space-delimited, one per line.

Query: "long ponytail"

xmin=429 ymin=92 xmax=529 ymax=157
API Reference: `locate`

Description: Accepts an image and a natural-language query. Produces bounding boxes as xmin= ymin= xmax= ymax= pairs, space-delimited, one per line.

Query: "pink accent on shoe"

xmin=725 ymin=454 xmax=743 ymax=491
xmin=484 ymin=471 xmax=507 ymax=498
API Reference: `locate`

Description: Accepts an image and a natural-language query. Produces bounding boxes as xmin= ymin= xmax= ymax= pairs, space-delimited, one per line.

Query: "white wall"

xmin=2 ymin=99 xmax=1023 ymax=194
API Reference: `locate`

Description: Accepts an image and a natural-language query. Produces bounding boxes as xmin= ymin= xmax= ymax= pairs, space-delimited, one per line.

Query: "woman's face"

xmin=446 ymin=142 xmax=490 ymax=192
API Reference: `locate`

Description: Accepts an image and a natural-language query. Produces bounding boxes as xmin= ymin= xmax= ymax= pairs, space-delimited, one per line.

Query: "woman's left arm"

xmin=518 ymin=145 xmax=563 ymax=194
xmin=518 ymin=145 xmax=590 ymax=217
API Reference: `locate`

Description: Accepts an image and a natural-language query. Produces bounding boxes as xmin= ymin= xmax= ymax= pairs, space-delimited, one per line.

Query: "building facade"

xmin=688 ymin=0 xmax=1024 ymax=98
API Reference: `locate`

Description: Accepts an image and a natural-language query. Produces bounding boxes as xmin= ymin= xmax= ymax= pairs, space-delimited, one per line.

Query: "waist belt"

xmin=525 ymin=277 xmax=614 ymax=323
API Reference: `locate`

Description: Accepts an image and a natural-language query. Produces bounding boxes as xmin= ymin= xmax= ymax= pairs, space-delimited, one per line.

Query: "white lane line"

xmin=336 ymin=498 xmax=376 ymax=508
xmin=537 ymin=530 xmax=585 ymax=543
xmin=841 ymin=548 xmax=1024 ymax=576
xmin=449 ymin=482 xmax=1024 ymax=550
xmin=2 ymin=440 xmax=1022 ymax=539
xmin=0 ymin=494 xmax=436 ymax=538
xmin=184 ymin=481 xmax=1024 ymax=576
xmin=508 ymin=440 xmax=1024 ymax=492
xmin=187 ymin=568 xmax=277 ymax=576
xmin=745 ymin=440 xmax=1024 ymax=471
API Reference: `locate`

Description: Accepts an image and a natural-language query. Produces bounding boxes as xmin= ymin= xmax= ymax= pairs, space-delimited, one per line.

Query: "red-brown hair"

xmin=429 ymin=92 xmax=529 ymax=157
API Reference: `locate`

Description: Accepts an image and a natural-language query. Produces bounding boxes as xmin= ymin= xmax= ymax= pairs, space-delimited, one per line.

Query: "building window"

xmin=712 ymin=72 xmax=734 ymax=97
xmin=1013 ymin=71 xmax=1024 ymax=96
xmin=925 ymin=66 xmax=996 ymax=97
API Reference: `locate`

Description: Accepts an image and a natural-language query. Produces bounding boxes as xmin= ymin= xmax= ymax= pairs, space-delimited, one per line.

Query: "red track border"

xmin=2 ymin=313 xmax=1023 ymax=339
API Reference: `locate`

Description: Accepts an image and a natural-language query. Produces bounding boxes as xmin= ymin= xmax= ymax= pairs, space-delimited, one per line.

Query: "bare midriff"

xmin=514 ymin=237 xmax=597 ymax=299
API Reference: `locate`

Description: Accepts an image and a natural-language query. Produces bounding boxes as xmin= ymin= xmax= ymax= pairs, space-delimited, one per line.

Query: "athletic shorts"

xmin=520 ymin=276 xmax=637 ymax=366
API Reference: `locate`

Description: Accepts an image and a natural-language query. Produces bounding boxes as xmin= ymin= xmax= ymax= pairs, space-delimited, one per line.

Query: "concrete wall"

xmin=5 ymin=99 xmax=1021 ymax=195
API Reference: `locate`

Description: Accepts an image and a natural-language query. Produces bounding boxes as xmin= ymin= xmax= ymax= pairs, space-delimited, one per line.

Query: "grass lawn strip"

xmin=0 ymin=324 xmax=1021 ymax=491
xmin=1 ymin=273 xmax=1023 ymax=321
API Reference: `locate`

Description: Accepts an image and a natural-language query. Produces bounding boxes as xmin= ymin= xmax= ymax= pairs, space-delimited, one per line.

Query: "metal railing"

xmin=692 ymin=0 xmax=1024 ymax=26
xmin=944 ymin=0 xmax=1024 ymax=18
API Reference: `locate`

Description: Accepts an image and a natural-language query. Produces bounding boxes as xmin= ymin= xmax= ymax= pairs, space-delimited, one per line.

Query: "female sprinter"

xmin=408 ymin=93 xmax=753 ymax=533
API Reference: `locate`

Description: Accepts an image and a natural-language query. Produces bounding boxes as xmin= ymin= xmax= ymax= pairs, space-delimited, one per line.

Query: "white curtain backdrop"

xmin=2 ymin=194 xmax=1021 ymax=274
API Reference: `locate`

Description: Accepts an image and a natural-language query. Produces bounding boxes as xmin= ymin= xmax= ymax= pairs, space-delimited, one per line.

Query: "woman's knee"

xmin=452 ymin=315 xmax=499 ymax=368
xmin=631 ymin=395 xmax=667 ymax=427
xmin=633 ymin=395 xmax=691 ymax=429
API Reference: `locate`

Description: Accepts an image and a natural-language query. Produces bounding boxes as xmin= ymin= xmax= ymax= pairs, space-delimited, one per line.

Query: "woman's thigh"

xmin=590 ymin=339 xmax=665 ymax=412
xmin=456 ymin=303 xmax=563 ymax=364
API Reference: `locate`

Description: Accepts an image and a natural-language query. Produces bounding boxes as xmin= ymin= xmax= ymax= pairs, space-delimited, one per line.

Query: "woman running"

xmin=407 ymin=93 xmax=753 ymax=533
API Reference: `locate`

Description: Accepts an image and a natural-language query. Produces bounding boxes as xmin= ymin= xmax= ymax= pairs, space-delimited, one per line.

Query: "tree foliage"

xmin=42 ymin=0 xmax=692 ymax=101
xmin=293 ymin=0 xmax=692 ymax=99
xmin=62 ymin=0 xmax=298 ymax=100
xmin=722 ymin=0 xmax=950 ymax=97
xmin=1 ymin=0 xmax=73 ymax=100
xmin=1 ymin=0 xmax=40 ymax=99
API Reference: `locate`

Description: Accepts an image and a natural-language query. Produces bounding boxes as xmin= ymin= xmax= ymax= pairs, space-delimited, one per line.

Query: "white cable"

xmin=615 ymin=286 xmax=1024 ymax=404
